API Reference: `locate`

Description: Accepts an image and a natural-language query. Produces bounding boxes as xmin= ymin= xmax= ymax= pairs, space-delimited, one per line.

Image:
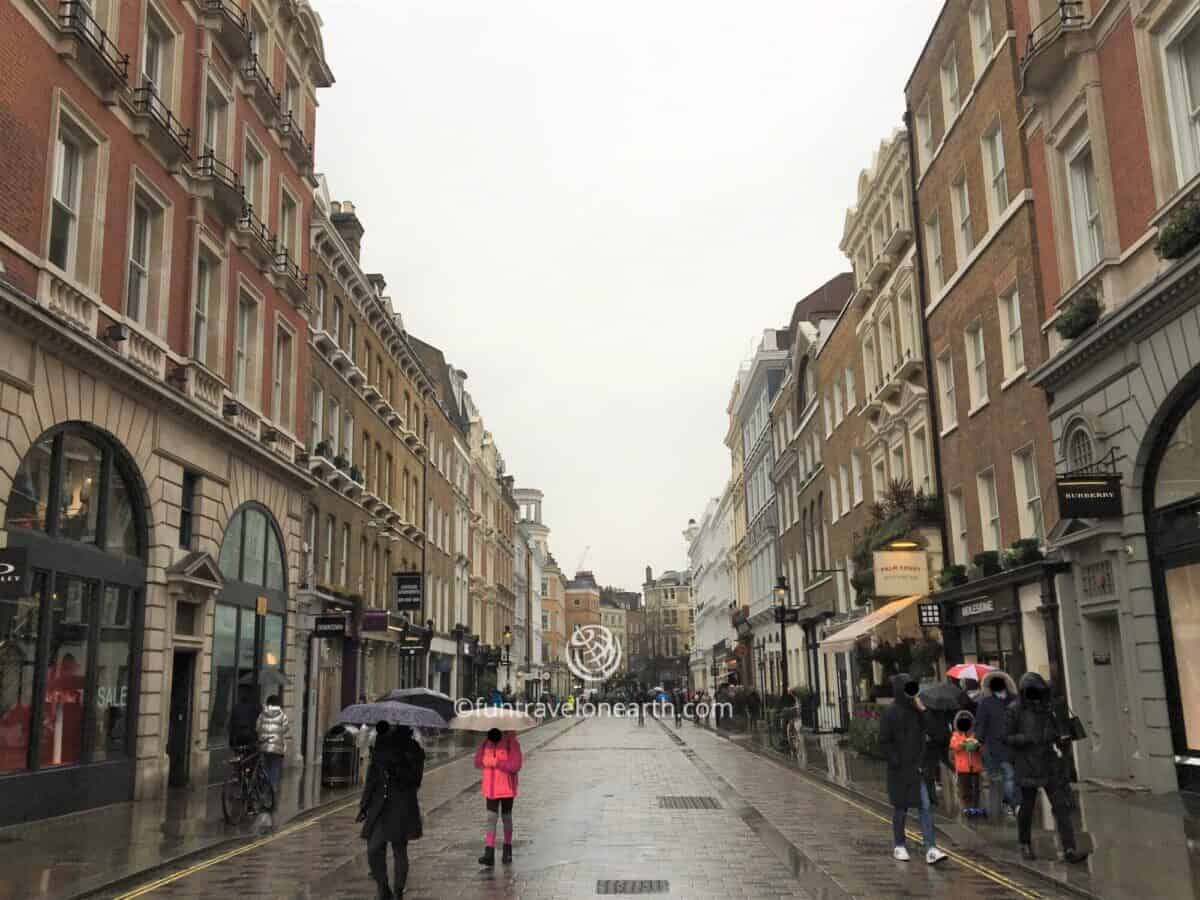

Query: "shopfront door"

xmin=167 ymin=650 xmax=194 ymax=787
xmin=1086 ymin=614 xmax=1131 ymax=781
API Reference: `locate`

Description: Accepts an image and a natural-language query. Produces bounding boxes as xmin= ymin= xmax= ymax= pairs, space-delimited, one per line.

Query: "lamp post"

xmin=502 ymin=625 xmax=513 ymax=692
xmin=773 ymin=575 xmax=796 ymax=699
xmin=755 ymin=636 xmax=766 ymax=690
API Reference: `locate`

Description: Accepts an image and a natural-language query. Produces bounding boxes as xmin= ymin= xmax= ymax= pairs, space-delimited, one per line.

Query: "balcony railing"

xmin=273 ymin=245 xmax=309 ymax=304
xmin=279 ymin=111 xmax=314 ymax=169
xmin=195 ymin=150 xmax=245 ymax=221
xmin=236 ymin=203 xmax=276 ymax=268
xmin=132 ymin=85 xmax=191 ymax=160
xmin=59 ymin=1 xmax=129 ymax=86
xmin=242 ymin=53 xmax=281 ymax=119
xmin=200 ymin=0 xmax=250 ymax=59
xmin=1021 ymin=1 xmax=1086 ymax=92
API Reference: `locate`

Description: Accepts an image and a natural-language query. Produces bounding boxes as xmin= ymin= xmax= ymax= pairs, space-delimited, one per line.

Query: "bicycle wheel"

xmin=222 ymin=776 xmax=248 ymax=825
xmin=255 ymin=767 xmax=276 ymax=812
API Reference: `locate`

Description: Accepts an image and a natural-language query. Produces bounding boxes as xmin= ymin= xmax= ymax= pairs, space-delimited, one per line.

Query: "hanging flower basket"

xmin=1054 ymin=291 xmax=1102 ymax=341
xmin=1154 ymin=202 xmax=1200 ymax=260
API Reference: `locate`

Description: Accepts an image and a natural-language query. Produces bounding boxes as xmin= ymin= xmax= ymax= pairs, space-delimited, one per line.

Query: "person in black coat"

xmin=228 ymin=685 xmax=261 ymax=750
xmin=878 ymin=674 xmax=947 ymax=864
xmin=1004 ymin=672 xmax=1087 ymax=864
xmin=974 ymin=675 xmax=1017 ymax=816
xmin=357 ymin=722 xmax=426 ymax=899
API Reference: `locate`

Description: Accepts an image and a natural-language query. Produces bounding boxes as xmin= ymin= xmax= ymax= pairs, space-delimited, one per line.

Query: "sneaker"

xmin=926 ymin=848 xmax=948 ymax=865
xmin=1005 ymin=805 xmax=1017 ymax=818
xmin=893 ymin=846 xmax=910 ymax=862
xmin=1019 ymin=843 xmax=1036 ymax=861
xmin=1063 ymin=848 xmax=1090 ymax=865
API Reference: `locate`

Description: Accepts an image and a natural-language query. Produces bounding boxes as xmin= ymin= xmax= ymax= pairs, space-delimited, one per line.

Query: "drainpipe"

xmin=904 ymin=106 xmax=960 ymax=665
xmin=421 ymin=411 xmax=430 ymax=688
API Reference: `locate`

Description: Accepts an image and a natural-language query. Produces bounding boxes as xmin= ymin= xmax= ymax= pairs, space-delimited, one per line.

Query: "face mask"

xmin=994 ymin=690 xmax=1007 ymax=700
xmin=903 ymin=682 xmax=919 ymax=697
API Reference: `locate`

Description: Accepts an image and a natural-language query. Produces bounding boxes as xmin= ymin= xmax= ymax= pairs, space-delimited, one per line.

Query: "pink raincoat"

xmin=474 ymin=733 xmax=523 ymax=800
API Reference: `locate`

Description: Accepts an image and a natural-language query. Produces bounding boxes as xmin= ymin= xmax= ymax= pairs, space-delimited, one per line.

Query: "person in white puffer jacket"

xmin=255 ymin=695 xmax=289 ymax=830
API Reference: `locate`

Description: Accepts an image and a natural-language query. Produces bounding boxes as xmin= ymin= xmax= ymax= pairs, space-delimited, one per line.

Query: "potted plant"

xmin=349 ymin=464 xmax=364 ymax=485
xmin=1004 ymin=538 xmax=1043 ymax=568
xmin=1154 ymin=202 xmax=1200 ymax=260
xmin=333 ymin=453 xmax=350 ymax=471
xmin=938 ymin=565 xmax=968 ymax=588
xmin=1054 ymin=291 xmax=1102 ymax=341
xmin=314 ymin=439 xmax=333 ymax=459
xmin=973 ymin=550 xmax=1002 ymax=577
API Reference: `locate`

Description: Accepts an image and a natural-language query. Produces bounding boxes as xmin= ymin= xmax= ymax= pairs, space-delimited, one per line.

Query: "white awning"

xmin=820 ymin=595 xmax=922 ymax=652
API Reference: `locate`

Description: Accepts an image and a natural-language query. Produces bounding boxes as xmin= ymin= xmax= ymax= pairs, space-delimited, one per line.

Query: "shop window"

xmin=0 ymin=574 xmax=44 ymax=773
xmin=1154 ymin=395 xmax=1200 ymax=508
xmin=38 ymin=576 xmax=92 ymax=769
xmin=91 ymin=584 xmax=133 ymax=762
xmin=6 ymin=435 xmax=55 ymax=532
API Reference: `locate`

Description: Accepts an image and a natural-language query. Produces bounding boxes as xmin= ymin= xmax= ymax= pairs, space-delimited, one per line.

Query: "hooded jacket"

xmin=256 ymin=704 xmax=290 ymax=756
xmin=974 ymin=684 xmax=1014 ymax=767
xmin=1004 ymin=672 xmax=1069 ymax=788
xmin=475 ymin=732 xmax=523 ymax=800
xmin=878 ymin=674 xmax=926 ymax=807
xmin=359 ymin=727 xmax=425 ymax=843
xmin=949 ymin=710 xmax=983 ymax=774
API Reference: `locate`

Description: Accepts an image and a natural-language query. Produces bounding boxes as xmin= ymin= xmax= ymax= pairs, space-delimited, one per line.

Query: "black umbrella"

xmin=376 ymin=688 xmax=455 ymax=722
xmin=338 ymin=701 xmax=447 ymax=729
xmin=919 ymin=681 xmax=968 ymax=711
xmin=239 ymin=669 xmax=287 ymax=689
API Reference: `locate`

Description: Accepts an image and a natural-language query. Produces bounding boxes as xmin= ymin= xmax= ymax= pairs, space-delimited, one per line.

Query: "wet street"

xmin=100 ymin=715 xmax=1077 ymax=900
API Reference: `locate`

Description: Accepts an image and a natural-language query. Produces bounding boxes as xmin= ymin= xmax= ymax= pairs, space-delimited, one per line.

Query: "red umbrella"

xmin=947 ymin=662 xmax=994 ymax=682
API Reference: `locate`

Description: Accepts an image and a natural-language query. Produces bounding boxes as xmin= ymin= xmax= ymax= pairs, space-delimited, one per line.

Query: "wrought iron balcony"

xmin=59 ymin=1 xmax=129 ymax=89
xmin=194 ymin=150 xmax=245 ymax=221
xmin=242 ymin=53 xmax=281 ymax=122
xmin=273 ymin=246 xmax=309 ymax=306
xmin=278 ymin=111 xmax=314 ymax=170
xmin=200 ymin=0 xmax=250 ymax=61
xmin=1021 ymin=1 xmax=1086 ymax=93
xmin=235 ymin=203 xmax=276 ymax=270
xmin=132 ymin=85 xmax=191 ymax=161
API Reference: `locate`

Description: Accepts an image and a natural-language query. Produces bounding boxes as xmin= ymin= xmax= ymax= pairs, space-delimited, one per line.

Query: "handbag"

xmin=1066 ymin=714 xmax=1087 ymax=742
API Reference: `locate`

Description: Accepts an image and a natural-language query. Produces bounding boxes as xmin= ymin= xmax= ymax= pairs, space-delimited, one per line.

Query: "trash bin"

xmin=321 ymin=725 xmax=359 ymax=787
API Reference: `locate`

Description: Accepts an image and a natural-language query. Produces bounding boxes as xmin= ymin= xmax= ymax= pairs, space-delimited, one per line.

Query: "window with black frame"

xmin=1 ymin=425 xmax=143 ymax=775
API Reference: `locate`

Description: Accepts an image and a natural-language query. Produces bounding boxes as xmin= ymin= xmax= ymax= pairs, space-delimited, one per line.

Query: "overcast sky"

xmin=310 ymin=0 xmax=938 ymax=594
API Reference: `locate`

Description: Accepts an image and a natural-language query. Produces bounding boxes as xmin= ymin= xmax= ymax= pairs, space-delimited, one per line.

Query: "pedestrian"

xmin=229 ymin=685 xmax=261 ymax=752
xmin=949 ymin=709 xmax=984 ymax=817
xmin=878 ymin=674 xmax=948 ymax=865
xmin=637 ymin=690 xmax=646 ymax=727
xmin=975 ymin=674 xmax=1017 ymax=817
xmin=475 ymin=727 xmax=523 ymax=867
xmin=255 ymin=693 xmax=289 ymax=832
xmin=673 ymin=690 xmax=683 ymax=727
xmin=357 ymin=721 xmax=425 ymax=899
xmin=1005 ymin=673 xmax=1089 ymax=863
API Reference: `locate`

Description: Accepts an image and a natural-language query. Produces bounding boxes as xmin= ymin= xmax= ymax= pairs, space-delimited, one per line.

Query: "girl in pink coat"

xmin=474 ymin=728 xmax=523 ymax=866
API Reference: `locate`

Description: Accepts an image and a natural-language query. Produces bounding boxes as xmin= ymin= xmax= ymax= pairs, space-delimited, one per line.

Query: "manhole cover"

xmin=658 ymin=795 xmax=720 ymax=809
xmin=596 ymin=880 xmax=670 ymax=894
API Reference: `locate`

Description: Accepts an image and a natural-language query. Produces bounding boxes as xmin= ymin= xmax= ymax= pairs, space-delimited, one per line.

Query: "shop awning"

xmin=820 ymin=595 xmax=922 ymax=652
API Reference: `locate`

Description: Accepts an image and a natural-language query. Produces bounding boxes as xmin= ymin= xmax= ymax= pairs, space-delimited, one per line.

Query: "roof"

xmin=408 ymin=334 xmax=469 ymax=434
xmin=787 ymin=273 xmax=855 ymax=329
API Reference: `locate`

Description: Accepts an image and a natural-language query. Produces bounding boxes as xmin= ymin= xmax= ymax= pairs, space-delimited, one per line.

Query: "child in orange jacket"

xmin=950 ymin=710 xmax=984 ymax=817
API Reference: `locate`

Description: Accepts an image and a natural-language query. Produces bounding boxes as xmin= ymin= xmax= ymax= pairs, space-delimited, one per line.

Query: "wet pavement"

xmin=0 ymin=729 xmax=484 ymax=900
xmin=90 ymin=714 xmax=1082 ymax=899
xmin=721 ymin=719 xmax=1200 ymax=900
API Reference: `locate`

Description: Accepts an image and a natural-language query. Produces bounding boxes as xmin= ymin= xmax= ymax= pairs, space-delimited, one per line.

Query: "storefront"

xmin=0 ymin=424 xmax=146 ymax=824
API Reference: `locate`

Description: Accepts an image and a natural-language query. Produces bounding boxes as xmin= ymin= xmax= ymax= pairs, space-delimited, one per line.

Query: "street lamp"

xmin=773 ymin=575 xmax=796 ymax=699
xmin=502 ymin=625 xmax=513 ymax=692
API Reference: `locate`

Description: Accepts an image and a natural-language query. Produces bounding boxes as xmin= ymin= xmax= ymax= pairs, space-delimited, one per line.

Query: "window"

xmin=332 ymin=298 xmax=343 ymax=344
xmin=948 ymin=489 xmax=968 ymax=564
xmin=1067 ymin=425 xmax=1094 ymax=471
xmin=347 ymin=317 xmax=358 ymax=361
xmin=937 ymin=351 xmax=957 ymax=429
xmin=49 ymin=130 xmax=81 ymax=274
xmin=179 ymin=471 xmax=197 ymax=548
xmin=202 ymin=83 xmax=227 ymax=156
xmin=243 ymin=139 xmax=265 ymax=211
xmin=911 ymin=426 xmax=930 ymax=494
xmin=897 ymin=288 xmax=917 ymax=361
xmin=926 ymin=213 xmax=944 ymax=292
xmin=845 ymin=367 xmax=856 ymax=411
xmin=839 ymin=464 xmax=851 ymax=515
xmin=309 ymin=381 xmax=323 ymax=449
xmin=279 ymin=189 xmax=297 ymax=257
xmin=339 ymin=523 xmax=350 ymax=586
xmin=977 ymin=468 xmax=1001 ymax=551
xmin=941 ymin=49 xmax=961 ymax=124
xmin=126 ymin=200 xmax=151 ymax=325
xmin=970 ymin=0 xmax=994 ymax=72
xmin=232 ymin=293 xmax=256 ymax=401
xmin=983 ymin=121 xmax=1008 ymax=218
xmin=879 ymin=312 xmax=896 ymax=376
xmin=873 ymin=457 xmax=887 ymax=501
xmin=965 ymin=322 xmax=988 ymax=408
xmin=323 ymin=514 xmax=334 ymax=583
xmin=952 ymin=175 xmax=973 ymax=262
xmin=916 ymin=99 xmax=934 ymax=170
xmin=272 ymin=325 xmax=293 ymax=428
xmin=891 ymin=441 xmax=907 ymax=483
xmin=823 ymin=396 xmax=832 ymax=437
xmin=1013 ymin=447 xmax=1044 ymax=542
xmin=385 ymin=453 xmax=394 ymax=504
xmin=142 ymin=14 xmax=168 ymax=97
xmin=328 ymin=397 xmax=341 ymax=454
xmin=218 ymin=504 xmax=285 ymax=590
xmin=283 ymin=70 xmax=300 ymax=117
xmin=1166 ymin=17 xmax=1200 ymax=182
xmin=863 ymin=336 xmax=877 ymax=395
xmin=192 ymin=251 xmax=214 ymax=364
xmin=999 ymin=287 xmax=1024 ymax=377
xmin=314 ymin=278 xmax=326 ymax=330
xmin=833 ymin=381 xmax=843 ymax=424
xmin=1067 ymin=138 xmax=1103 ymax=274
xmin=851 ymin=450 xmax=864 ymax=505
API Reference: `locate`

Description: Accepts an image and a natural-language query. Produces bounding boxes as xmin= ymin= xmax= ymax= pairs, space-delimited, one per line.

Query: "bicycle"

xmin=221 ymin=747 xmax=275 ymax=825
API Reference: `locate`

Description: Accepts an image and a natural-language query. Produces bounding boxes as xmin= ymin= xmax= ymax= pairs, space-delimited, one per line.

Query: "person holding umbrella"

xmin=880 ymin=674 xmax=948 ymax=865
xmin=357 ymin=721 xmax=425 ymax=899
xmin=474 ymin=727 xmax=523 ymax=866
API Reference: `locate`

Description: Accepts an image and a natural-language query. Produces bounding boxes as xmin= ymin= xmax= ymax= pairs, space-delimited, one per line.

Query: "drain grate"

xmin=658 ymin=795 xmax=720 ymax=810
xmin=597 ymin=880 xmax=670 ymax=895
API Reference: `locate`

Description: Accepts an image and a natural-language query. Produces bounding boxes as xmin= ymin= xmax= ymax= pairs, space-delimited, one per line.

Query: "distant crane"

xmin=576 ymin=545 xmax=591 ymax=573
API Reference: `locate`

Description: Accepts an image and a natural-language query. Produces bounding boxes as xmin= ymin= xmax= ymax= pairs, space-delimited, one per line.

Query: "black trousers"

xmin=1017 ymin=782 xmax=1076 ymax=850
xmin=367 ymin=829 xmax=409 ymax=891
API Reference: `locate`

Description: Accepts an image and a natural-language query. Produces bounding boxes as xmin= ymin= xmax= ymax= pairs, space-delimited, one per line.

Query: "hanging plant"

xmin=938 ymin=565 xmax=968 ymax=588
xmin=1154 ymin=202 xmax=1200 ymax=260
xmin=973 ymin=550 xmax=1002 ymax=576
xmin=1005 ymin=538 xmax=1044 ymax=568
xmin=1054 ymin=291 xmax=1102 ymax=341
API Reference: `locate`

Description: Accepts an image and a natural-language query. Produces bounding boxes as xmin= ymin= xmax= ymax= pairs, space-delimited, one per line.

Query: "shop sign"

xmin=917 ymin=602 xmax=943 ymax=627
xmin=314 ymin=615 xmax=347 ymax=638
xmin=1057 ymin=476 xmax=1122 ymax=519
xmin=873 ymin=551 xmax=929 ymax=597
xmin=362 ymin=609 xmax=388 ymax=632
xmin=393 ymin=572 xmax=423 ymax=612
xmin=0 ymin=547 xmax=29 ymax=598
xmin=959 ymin=597 xmax=995 ymax=619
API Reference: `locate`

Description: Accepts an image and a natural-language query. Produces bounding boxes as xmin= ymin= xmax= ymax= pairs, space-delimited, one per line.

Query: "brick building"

xmin=910 ymin=0 xmax=1062 ymax=694
xmin=1022 ymin=0 xmax=1200 ymax=792
xmin=0 ymin=0 xmax=330 ymax=823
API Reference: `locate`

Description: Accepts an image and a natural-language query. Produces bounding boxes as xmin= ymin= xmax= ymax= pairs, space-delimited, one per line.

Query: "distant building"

xmin=641 ymin=567 xmax=694 ymax=689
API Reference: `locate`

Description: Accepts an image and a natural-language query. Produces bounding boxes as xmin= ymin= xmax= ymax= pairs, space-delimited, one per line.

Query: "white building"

xmin=515 ymin=487 xmax=550 ymax=697
xmin=686 ymin=492 xmax=737 ymax=693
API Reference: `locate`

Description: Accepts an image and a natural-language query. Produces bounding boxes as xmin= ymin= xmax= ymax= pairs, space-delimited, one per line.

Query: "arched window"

xmin=218 ymin=504 xmax=286 ymax=590
xmin=1066 ymin=425 xmax=1094 ymax=472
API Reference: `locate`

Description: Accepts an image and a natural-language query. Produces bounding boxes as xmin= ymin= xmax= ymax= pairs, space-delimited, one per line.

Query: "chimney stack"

xmin=330 ymin=200 xmax=364 ymax=261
